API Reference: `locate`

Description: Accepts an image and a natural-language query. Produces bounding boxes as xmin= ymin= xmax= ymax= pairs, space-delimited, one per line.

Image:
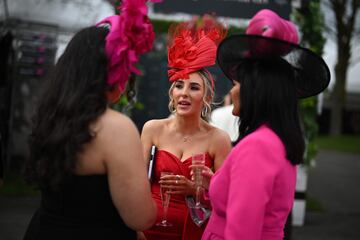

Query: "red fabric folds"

xmin=167 ymin=15 xmax=227 ymax=82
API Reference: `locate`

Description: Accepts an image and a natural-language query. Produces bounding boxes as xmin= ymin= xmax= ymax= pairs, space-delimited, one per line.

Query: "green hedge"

xmin=316 ymin=135 xmax=360 ymax=154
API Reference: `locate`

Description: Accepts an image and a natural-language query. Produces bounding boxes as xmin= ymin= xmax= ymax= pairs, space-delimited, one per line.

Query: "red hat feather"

xmin=167 ymin=15 xmax=227 ymax=82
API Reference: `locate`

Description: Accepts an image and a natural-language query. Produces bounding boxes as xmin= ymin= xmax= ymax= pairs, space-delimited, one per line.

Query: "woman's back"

xmin=24 ymin=109 xmax=156 ymax=239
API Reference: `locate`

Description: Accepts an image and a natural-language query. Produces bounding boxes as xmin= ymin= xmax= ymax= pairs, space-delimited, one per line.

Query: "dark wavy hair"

xmin=234 ymin=57 xmax=305 ymax=165
xmin=25 ymin=26 xmax=110 ymax=190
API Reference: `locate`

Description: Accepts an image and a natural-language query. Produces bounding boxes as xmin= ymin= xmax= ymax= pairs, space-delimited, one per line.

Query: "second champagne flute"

xmin=192 ymin=153 xmax=205 ymax=208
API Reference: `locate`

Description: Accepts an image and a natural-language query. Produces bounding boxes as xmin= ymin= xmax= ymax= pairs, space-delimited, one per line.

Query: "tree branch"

xmin=347 ymin=0 xmax=360 ymax=35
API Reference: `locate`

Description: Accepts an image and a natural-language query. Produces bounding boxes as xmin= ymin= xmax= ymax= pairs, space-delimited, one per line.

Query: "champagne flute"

xmin=192 ymin=153 xmax=205 ymax=208
xmin=156 ymin=171 xmax=173 ymax=227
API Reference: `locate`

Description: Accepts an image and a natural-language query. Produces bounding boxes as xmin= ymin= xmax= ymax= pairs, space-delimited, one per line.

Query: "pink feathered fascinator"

xmin=96 ymin=0 xmax=160 ymax=93
xmin=245 ymin=9 xmax=299 ymax=56
xmin=167 ymin=15 xmax=227 ymax=84
xmin=246 ymin=9 xmax=299 ymax=45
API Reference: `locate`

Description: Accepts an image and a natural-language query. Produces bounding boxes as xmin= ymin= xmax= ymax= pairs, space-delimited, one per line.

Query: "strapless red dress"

xmin=144 ymin=149 xmax=213 ymax=240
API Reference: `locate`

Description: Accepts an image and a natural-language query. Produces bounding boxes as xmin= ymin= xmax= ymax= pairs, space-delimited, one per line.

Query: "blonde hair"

xmin=168 ymin=69 xmax=214 ymax=121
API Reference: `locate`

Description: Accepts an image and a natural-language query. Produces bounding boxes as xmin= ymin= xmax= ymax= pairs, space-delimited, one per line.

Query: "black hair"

xmin=25 ymin=26 xmax=110 ymax=190
xmin=234 ymin=57 xmax=305 ymax=165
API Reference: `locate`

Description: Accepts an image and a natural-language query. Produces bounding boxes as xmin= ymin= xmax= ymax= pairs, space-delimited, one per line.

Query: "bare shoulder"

xmin=104 ymin=109 xmax=137 ymax=131
xmin=94 ymin=109 xmax=139 ymax=143
xmin=204 ymin=123 xmax=232 ymax=170
xmin=205 ymin=123 xmax=231 ymax=144
xmin=142 ymin=118 xmax=169 ymax=134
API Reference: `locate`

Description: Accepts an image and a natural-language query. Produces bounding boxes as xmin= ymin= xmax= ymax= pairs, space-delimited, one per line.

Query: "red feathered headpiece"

xmin=167 ymin=15 xmax=227 ymax=83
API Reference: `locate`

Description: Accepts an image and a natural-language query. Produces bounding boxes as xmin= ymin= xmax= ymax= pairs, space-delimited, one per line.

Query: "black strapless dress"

xmin=23 ymin=175 xmax=136 ymax=240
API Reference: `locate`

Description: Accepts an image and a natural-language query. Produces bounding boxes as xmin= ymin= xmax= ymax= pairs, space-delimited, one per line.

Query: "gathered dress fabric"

xmin=144 ymin=149 xmax=213 ymax=240
xmin=202 ymin=125 xmax=297 ymax=240
xmin=23 ymin=175 xmax=136 ymax=240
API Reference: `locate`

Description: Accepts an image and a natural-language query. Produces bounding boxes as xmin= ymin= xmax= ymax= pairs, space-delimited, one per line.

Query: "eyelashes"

xmin=174 ymin=83 xmax=201 ymax=91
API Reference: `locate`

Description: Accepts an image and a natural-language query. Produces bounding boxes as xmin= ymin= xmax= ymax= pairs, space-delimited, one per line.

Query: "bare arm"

xmin=212 ymin=129 xmax=232 ymax=171
xmin=102 ymin=114 xmax=156 ymax=231
xmin=140 ymin=120 xmax=157 ymax=165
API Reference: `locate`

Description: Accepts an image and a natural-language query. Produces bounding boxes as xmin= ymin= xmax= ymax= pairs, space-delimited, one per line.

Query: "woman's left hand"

xmin=189 ymin=165 xmax=214 ymax=190
xmin=159 ymin=174 xmax=196 ymax=196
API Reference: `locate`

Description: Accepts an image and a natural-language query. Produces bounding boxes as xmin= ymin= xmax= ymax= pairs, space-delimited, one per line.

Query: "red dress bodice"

xmin=144 ymin=150 xmax=213 ymax=240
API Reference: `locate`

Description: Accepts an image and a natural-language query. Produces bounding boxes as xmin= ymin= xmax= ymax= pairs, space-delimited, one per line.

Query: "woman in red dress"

xmin=138 ymin=16 xmax=232 ymax=240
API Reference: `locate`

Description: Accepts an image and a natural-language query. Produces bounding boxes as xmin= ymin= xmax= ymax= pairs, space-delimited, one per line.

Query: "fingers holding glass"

xmin=200 ymin=169 xmax=213 ymax=191
xmin=160 ymin=174 xmax=193 ymax=195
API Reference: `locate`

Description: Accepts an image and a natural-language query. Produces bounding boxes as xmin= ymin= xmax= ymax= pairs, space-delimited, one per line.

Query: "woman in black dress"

xmin=23 ymin=1 xmax=157 ymax=239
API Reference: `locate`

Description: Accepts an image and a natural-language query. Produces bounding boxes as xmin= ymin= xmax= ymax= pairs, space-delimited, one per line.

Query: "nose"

xmin=179 ymin=85 xmax=190 ymax=97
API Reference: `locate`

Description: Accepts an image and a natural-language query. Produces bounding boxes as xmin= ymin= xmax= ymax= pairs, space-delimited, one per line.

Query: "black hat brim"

xmin=217 ymin=34 xmax=331 ymax=99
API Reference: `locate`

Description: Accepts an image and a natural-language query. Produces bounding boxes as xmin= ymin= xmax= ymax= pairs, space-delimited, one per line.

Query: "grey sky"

xmin=0 ymin=0 xmax=114 ymax=31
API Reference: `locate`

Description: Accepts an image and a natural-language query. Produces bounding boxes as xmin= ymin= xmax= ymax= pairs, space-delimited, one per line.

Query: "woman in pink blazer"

xmin=200 ymin=9 xmax=331 ymax=240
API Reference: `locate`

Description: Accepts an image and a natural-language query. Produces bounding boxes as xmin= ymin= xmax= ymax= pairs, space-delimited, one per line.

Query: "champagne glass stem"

xmin=157 ymin=172 xmax=173 ymax=227
xmin=192 ymin=153 xmax=205 ymax=208
xmin=163 ymin=204 xmax=168 ymax=223
xmin=195 ymin=186 xmax=201 ymax=208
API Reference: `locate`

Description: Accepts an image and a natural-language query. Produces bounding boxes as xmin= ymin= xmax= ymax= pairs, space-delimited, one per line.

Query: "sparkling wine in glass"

xmin=192 ymin=153 xmax=205 ymax=208
xmin=156 ymin=171 xmax=173 ymax=227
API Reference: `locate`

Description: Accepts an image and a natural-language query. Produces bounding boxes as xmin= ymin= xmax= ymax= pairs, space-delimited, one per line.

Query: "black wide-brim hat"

xmin=217 ymin=34 xmax=331 ymax=98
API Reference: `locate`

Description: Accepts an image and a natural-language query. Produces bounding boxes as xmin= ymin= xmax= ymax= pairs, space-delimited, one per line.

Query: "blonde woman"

xmin=139 ymin=16 xmax=231 ymax=240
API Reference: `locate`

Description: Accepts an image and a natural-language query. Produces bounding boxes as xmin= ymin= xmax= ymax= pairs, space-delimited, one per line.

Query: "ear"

xmin=206 ymin=95 xmax=212 ymax=103
xmin=203 ymin=94 xmax=212 ymax=107
xmin=106 ymin=87 xmax=121 ymax=103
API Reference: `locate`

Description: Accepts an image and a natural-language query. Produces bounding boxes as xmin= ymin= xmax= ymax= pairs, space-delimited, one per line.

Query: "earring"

xmin=170 ymin=100 xmax=176 ymax=113
xmin=201 ymin=106 xmax=209 ymax=118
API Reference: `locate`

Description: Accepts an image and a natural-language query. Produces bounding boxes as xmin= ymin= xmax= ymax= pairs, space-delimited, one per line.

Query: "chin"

xmin=176 ymin=110 xmax=197 ymax=118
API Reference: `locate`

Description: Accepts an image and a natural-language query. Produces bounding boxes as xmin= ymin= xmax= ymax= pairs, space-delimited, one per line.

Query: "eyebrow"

xmin=189 ymin=82 xmax=201 ymax=86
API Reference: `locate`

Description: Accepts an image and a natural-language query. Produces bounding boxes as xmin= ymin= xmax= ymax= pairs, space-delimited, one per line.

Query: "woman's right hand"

xmin=159 ymin=174 xmax=196 ymax=196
